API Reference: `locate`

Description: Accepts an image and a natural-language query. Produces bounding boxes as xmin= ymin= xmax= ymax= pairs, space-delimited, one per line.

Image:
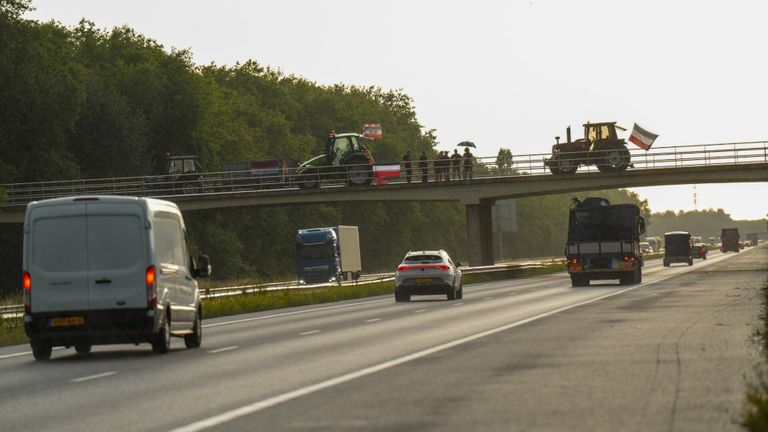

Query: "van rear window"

xmin=87 ymin=215 xmax=145 ymax=271
xmin=32 ymin=216 xmax=87 ymax=272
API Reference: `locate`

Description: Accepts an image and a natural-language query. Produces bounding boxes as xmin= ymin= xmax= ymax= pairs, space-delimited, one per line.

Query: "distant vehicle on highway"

xmin=691 ymin=243 xmax=708 ymax=260
xmin=394 ymin=250 xmax=462 ymax=302
xmin=721 ymin=227 xmax=740 ymax=253
xmin=23 ymin=196 xmax=211 ymax=360
xmin=639 ymin=241 xmax=653 ymax=254
xmin=663 ymin=231 xmax=693 ymax=266
xmin=296 ymin=225 xmax=361 ymax=285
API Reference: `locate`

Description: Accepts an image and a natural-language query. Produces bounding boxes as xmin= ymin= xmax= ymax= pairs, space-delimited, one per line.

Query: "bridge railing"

xmin=1 ymin=140 xmax=766 ymax=207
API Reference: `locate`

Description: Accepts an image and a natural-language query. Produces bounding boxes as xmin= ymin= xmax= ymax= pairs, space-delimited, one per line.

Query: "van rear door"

xmin=86 ymin=202 xmax=148 ymax=310
xmin=28 ymin=203 xmax=89 ymax=312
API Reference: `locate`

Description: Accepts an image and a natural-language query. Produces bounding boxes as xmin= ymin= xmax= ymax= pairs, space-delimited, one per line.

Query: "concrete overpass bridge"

xmin=2 ymin=141 xmax=766 ymax=265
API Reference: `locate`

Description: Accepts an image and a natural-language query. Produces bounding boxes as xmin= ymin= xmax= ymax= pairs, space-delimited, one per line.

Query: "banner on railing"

xmin=373 ymin=162 xmax=400 ymax=185
xmin=363 ymin=123 xmax=383 ymax=139
xmin=629 ymin=123 xmax=659 ymax=150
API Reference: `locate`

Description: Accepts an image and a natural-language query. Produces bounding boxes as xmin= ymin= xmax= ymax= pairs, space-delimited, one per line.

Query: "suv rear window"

xmin=404 ymin=255 xmax=443 ymax=263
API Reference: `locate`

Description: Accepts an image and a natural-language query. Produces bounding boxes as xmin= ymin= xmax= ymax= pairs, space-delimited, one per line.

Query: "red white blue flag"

xmin=628 ymin=123 xmax=658 ymax=150
xmin=373 ymin=162 xmax=400 ymax=185
xmin=363 ymin=124 xmax=383 ymax=139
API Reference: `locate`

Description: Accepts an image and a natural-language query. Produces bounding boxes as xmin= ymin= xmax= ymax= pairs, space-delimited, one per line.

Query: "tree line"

xmin=0 ymin=1 xmax=652 ymax=296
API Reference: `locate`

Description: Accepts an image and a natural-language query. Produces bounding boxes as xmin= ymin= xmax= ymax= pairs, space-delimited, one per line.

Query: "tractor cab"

xmin=584 ymin=122 xmax=621 ymax=150
xmin=324 ymin=132 xmax=372 ymax=166
xmin=166 ymin=155 xmax=202 ymax=177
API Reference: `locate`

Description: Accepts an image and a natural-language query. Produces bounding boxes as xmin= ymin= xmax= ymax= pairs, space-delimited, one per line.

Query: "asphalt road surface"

xmin=0 ymin=247 xmax=764 ymax=431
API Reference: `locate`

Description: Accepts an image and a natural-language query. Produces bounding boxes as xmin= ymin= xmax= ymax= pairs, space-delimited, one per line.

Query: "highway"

xmin=0 ymin=247 xmax=763 ymax=431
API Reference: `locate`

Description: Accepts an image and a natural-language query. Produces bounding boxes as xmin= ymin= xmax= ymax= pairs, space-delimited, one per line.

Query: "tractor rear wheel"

xmin=599 ymin=146 xmax=631 ymax=172
xmin=298 ymin=172 xmax=319 ymax=188
xmin=347 ymin=163 xmax=372 ymax=186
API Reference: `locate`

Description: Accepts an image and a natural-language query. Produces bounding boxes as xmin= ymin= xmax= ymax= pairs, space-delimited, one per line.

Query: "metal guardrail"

xmin=0 ymin=259 xmax=563 ymax=319
xmin=1 ymin=141 xmax=766 ymax=206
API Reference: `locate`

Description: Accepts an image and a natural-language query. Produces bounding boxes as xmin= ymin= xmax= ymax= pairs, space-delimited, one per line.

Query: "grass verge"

xmin=741 ymin=281 xmax=768 ymax=430
xmin=0 ymin=317 xmax=26 ymax=347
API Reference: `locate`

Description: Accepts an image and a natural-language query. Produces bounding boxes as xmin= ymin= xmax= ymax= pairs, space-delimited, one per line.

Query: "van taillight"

xmin=23 ymin=271 xmax=31 ymax=315
xmin=146 ymin=265 xmax=157 ymax=308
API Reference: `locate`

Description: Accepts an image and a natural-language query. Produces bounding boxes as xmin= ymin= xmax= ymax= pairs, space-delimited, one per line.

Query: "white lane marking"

xmin=203 ymin=299 xmax=390 ymax=329
xmin=452 ymin=302 xmax=464 ymax=306
xmin=414 ymin=309 xmax=428 ymax=313
xmin=299 ymin=330 xmax=320 ymax=336
xmin=168 ymin=270 xmax=698 ymax=432
xmin=364 ymin=318 xmax=381 ymax=323
xmin=0 ymin=346 xmax=63 ymax=360
xmin=0 ymin=351 xmax=31 ymax=360
xmin=71 ymin=371 xmax=116 ymax=383
xmin=208 ymin=346 xmax=238 ymax=354
xmin=483 ymin=297 xmax=493 ymax=300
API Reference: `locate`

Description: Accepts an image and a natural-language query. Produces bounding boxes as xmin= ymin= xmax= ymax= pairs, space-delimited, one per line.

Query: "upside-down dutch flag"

xmin=628 ymin=123 xmax=659 ymax=150
xmin=373 ymin=162 xmax=400 ymax=185
xmin=363 ymin=124 xmax=383 ymax=139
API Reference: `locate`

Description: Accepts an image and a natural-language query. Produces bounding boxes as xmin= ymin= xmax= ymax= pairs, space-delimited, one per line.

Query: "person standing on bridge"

xmin=402 ymin=150 xmax=413 ymax=183
xmin=462 ymin=147 xmax=474 ymax=180
xmin=450 ymin=149 xmax=461 ymax=181
xmin=438 ymin=151 xmax=450 ymax=181
xmin=419 ymin=151 xmax=429 ymax=183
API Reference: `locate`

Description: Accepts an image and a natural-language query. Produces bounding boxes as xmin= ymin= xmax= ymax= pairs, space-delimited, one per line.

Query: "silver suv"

xmin=394 ymin=250 xmax=462 ymax=302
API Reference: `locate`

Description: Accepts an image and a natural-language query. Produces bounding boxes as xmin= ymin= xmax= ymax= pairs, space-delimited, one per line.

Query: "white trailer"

xmin=335 ymin=225 xmax=362 ymax=281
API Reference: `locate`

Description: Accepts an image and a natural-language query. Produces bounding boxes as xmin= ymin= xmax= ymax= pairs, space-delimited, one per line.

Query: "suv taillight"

xmin=146 ymin=265 xmax=157 ymax=308
xmin=23 ymin=271 xmax=31 ymax=315
xmin=397 ymin=264 xmax=451 ymax=272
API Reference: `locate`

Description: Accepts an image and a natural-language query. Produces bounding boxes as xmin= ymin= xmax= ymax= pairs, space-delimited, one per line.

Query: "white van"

xmin=22 ymin=196 xmax=211 ymax=360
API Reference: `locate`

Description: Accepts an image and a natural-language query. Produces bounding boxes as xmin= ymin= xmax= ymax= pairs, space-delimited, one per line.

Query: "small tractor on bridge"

xmin=544 ymin=122 xmax=632 ymax=175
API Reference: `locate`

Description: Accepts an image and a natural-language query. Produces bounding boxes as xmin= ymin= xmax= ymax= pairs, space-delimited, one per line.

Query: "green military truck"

xmin=565 ymin=197 xmax=646 ymax=287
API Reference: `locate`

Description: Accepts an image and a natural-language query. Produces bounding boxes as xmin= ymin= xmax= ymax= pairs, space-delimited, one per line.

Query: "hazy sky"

xmin=25 ymin=0 xmax=768 ymax=220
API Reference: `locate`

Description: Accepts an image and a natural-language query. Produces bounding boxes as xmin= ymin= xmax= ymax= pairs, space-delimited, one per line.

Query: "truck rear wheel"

xmin=571 ymin=275 xmax=589 ymax=287
xmin=74 ymin=342 xmax=92 ymax=354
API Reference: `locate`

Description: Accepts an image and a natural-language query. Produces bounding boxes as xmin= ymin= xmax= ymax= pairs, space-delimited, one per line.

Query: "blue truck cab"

xmin=296 ymin=226 xmax=361 ymax=285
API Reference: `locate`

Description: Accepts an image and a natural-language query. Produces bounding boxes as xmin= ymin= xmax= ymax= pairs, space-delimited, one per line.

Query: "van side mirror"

xmin=637 ymin=217 xmax=646 ymax=235
xmin=194 ymin=254 xmax=212 ymax=278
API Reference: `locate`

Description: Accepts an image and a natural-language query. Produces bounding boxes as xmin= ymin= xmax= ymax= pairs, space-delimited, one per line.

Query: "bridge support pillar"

xmin=466 ymin=200 xmax=494 ymax=267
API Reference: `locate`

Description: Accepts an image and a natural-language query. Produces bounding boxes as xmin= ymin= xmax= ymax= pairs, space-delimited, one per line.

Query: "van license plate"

xmin=415 ymin=278 xmax=432 ymax=283
xmin=49 ymin=316 xmax=85 ymax=327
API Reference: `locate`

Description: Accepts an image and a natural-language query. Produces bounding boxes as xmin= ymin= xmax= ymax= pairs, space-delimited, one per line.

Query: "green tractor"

xmin=544 ymin=122 xmax=632 ymax=174
xmin=296 ymin=132 xmax=375 ymax=188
